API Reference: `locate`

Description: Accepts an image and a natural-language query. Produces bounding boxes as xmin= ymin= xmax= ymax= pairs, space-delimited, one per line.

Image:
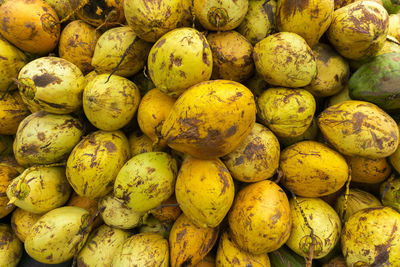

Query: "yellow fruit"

xmin=253 ymin=32 xmax=317 ymax=87
xmin=13 ymin=111 xmax=83 ymax=167
xmin=335 ymin=0 xmax=383 ymax=9
xmin=194 ymin=255 xmax=216 ymax=267
xmin=58 ymin=20 xmax=100 ymax=74
xmin=0 ymin=160 xmax=20 ymax=218
xmin=280 ymin=141 xmax=349 ymax=197
xmin=305 ymin=43 xmax=350 ymax=97
xmin=286 ymin=197 xmax=341 ymax=259
xmin=278 ymin=117 xmax=319 ymax=147
xmin=341 ymin=207 xmax=400 ymax=266
xmin=175 ymin=156 xmax=235 ymax=228
xmin=17 ymin=57 xmax=86 ymax=114
xmin=43 ymin=0 xmax=77 ymax=21
xmin=222 ymin=123 xmax=280 ymax=182
xmin=66 ymin=130 xmax=130 ymax=199
xmin=151 ymin=194 xmax=182 ymax=224
xmin=147 ymin=27 xmax=213 ymax=97
xmin=207 ymin=30 xmax=254 ymax=82
xmin=276 ymin=0 xmax=334 ymax=48
xmin=0 ymin=36 xmax=26 ymax=92
xmin=161 ymin=80 xmax=256 ymax=159
xmin=0 ymin=0 xmax=60 ymax=55
xmin=0 ymin=224 xmax=22 ymax=267
xmin=114 ymin=152 xmax=177 ymax=213
xmin=11 ymin=208 xmax=41 ymax=242
xmin=193 ymin=0 xmax=248 ymax=31
xmin=0 ymin=91 xmax=29 ymax=135
xmin=77 ymin=225 xmax=131 ymax=267
xmin=25 ymin=206 xmax=91 ymax=264
xmin=228 ymin=180 xmax=292 ymax=254
xmin=112 ymin=233 xmax=169 ymax=267
xmin=7 ymin=166 xmax=72 ymax=214
xmin=91 ymin=26 xmax=152 ymax=77
xmin=348 ymin=156 xmax=391 ymax=183
xmin=257 ymin=87 xmax=316 ymax=138
xmin=99 ymin=194 xmax=144 ymax=230
xmin=327 ymin=85 xmax=351 ymax=106
xmin=237 ymin=0 xmax=277 ymax=45
xmin=318 ymin=100 xmax=399 ymax=158
xmin=169 ymin=213 xmax=219 ymax=267
xmin=389 ymin=13 xmax=400 ymax=41
xmin=124 ymin=0 xmax=184 ymax=42
xmin=67 ymin=192 xmax=103 ymax=228
xmin=83 ymin=74 xmax=141 ymax=131
xmin=76 ymin=0 xmax=125 ymax=27
xmin=216 ymin=231 xmax=271 ymax=267
xmin=137 ymin=88 xmax=175 ymax=144
xmin=128 ymin=132 xmax=164 ymax=157
xmin=327 ymin=1 xmax=389 ymax=60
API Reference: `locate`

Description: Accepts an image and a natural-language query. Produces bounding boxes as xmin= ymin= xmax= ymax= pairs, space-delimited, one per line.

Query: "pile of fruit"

xmin=1 ymin=0 xmax=400 ymax=266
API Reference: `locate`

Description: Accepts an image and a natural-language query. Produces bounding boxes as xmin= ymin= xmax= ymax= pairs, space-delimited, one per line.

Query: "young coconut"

xmin=0 ymin=0 xmax=60 ymax=55
xmin=347 ymin=156 xmax=391 ymax=184
xmin=169 ymin=213 xmax=219 ymax=267
xmin=43 ymin=0 xmax=79 ymax=21
xmin=76 ymin=0 xmax=125 ymax=28
xmin=207 ymin=31 xmax=254 ymax=82
xmin=161 ymin=80 xmax=256 ymax=159
xmin=237 ymin=0 xmax=277 ymax=45
xmin=228 ymin=180 xmax=292 ymax=254
xmin=380 ymin=175 xmax=400 ymax=212
xmin=66 ymin=130 xmax=130 ymax=199
xmin=91 ymin=26 xmax=152 ymax=77
xmin=6 ymin=166 xmax=72 ymax=214
xmin=193 ymin=0 xmax=248 ymax=31
xmin=83 ymin=74 xmax=141 ymax=131
xmin=138 ymin=215 xmax=172 ymax=239
xmin=128 ymin=131 xmax=164 ymax=157
xmin=77 ymin=225 xmax=131 ymax=267
xmin=0 ymin=224 xmax=23 ymax=267
xmin=278 ymin=117 xmax=319 ymax=147
xmin=111 ymin=233 xmax=169 ymax=267
xmin=0 ymin=159 xmax=20 ymax=218
xmin=124 ymin=0 xmax=185 ymax=42
xmin=0 ymin=90 xmax=30 ymax=136
xmin=151 ymin=194 xmax=182 ymax=223
xmin=13 ymin=111 xmax=84 ymax=167
xmin=24 ymin=206 xmax=92 ymax=264
xmin=17 ymin=57 xmax=86 ymax=114
xmin=147 ymin=27 xmax=213 ymax=97
xmin=67 ymin=192 xmax=103 ymax=229
xmin=113 ymin=152 xmax=178 ymax=213
xmin=286 ymin=197 xmax=342 ymax=259
xmin=11 ymin=208 xmax=42 ymax=242
xmin=389 ymin=13 xmax=400 ymax=41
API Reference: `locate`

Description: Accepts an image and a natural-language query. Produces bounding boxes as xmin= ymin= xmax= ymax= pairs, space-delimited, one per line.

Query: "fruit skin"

xmin=341 ymin=206 xmax=400 ymax=266
xmin=66 ymin=130 xmax=130 ymax=199
xmin=388 ymin=13 xmax=400 ymax=41
xmin=77 ymin=225 xmax=131 ymax=267
xmin=111 ymin=232 xmax=169 ymax=267
xmin=175 ymin=156 xmax=235 ymax=228
xmin=0 ymin=0 xmax=60 ymax=55
xmin=17 ymin=57 xmax=86 ymax=114
xmin=237 ymin=0 xmax=277 ymax=45
xmin=67 ymin=192 xmax=103 ymax=229
xmin=58 ymin=20 xmax=100 ymax=74
xmin=83 ymin=74 xmax=141 ymax=131
xmin=347 ymin=156 xmax=391 ymax=183
xmin=193 ymin=0 xmax=248 ymax=31
xmin=0 ymin=91 xmax=30 ymax=135
xmin=222 ymin=123 xmax=280 ymax=182
xmin=327 ymin=1 xmax=389 ymax=60
xmin=349 ymin=53 xmax=400 ymax=112
xmin=286 ymin=197 xmax=342 ymax=259
xmin=216 ymin=231 xmax=271 ymax=267
xmin=0 ymin=36 xmax=26 ymax=92
xmin=91 ymin=26 xmax=152 ymax=77
xmin=128 ymin=132 xmax=163 ymax=157
xmin=43 ymin=0 xmax=77 ymax=21
xmin=77 ymin=0 xmax=125 ymax=27
xmin=228 ymin=180 xmax=292 ymax=254
xmin=0 ymin=159 xmax=20 ymax=218
xmin=253 ymin=32 xmax=317 ymax=87
xmin=13 ymin=111 xmax=83 ymax=167
xmin=276 ymin=0 xmax=334 ymax=48
xmin=147 ymin=27 xmax=213 ymax=97
xmin=268 ymin=245 xmax=308 ymax=267
xmin=161 ymin=80 xmax=256 ymax=159
xmin=11 ymin=208 xmax=41 ymax=242
xmin=24 ymin=206 xmax=91 ymax=264
xmin=151 ymin=194 xmax=181 ymax=223
xmin=257 ymin=87 xmax=316 ymax=138
xmin=124 ymin=0 xmax=184 ymax=42
xmin=0 ymin=224 xmax=23 ymax=267
xmin=318 ymin=100 xmax=399 ymax=158
xmin=169 ymin=213 xmax=219 ymax=267
xmin=380 ymin=175 xmax=400 ymax=212
xmin=114 ymin=152 xmax=177 ymax=213
xmin=280 ymin=141 xmax=349 ymax=197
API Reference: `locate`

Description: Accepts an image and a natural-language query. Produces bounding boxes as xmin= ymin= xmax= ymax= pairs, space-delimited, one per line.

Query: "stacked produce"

xmin=1 ymin=0 xmax=400 ymax=266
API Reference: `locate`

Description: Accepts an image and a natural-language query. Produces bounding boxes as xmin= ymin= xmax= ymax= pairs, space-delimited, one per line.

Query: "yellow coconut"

xmin=0 ymin=90 xmax=29 ymax=135
xmin=0 ymin=224 xmax=22 ymax=267
xmin=347 ymin=156 xmax=391 ymax=183
xmin=151 ymin=194 xmax=182 ymax=224
xmin=76 ymin=0 xmax=125 ymax=27
xmin=67 ymin=192 xmax=102 ymax=229
xmin=0 ymin=36 xmax=26 ymax=92
xmin=388 ymin=13 xmax=400 ymax=41
xmin=128 ymin=131 xmax=164 ymax=157
xmin=0 ymin=160 xmax=20 ymax=218
xmin=161 ymin=80 xmax=256 ymax=159
xmin=11 ymin=208 xmax=42 ymax=242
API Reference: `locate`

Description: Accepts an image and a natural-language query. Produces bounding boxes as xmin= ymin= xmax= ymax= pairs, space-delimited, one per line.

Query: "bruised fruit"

xmin=0 ymin=224 xmax=22 ymax=267
xmin=66 ymin=130 xmax=130 ymax=199
xmin=151 ymin=195 xmax=181 ymax=223
xmin=161 ymin=80 xmax=256 ymax=159
xmin=228 ymin=180 xmax=292 ymax=254
xmin=11 ymin=208 xmax=41 ymax=242
xmin=114 ymin=152 xmax=177 ymax=213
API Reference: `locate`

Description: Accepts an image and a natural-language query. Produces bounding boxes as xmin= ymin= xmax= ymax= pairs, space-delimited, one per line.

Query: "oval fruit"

xmin=347 ymin=156 xmax=391 ymax=183
xmin=0 ymin=91 xmax=30 ymax=135
xmin=11 ymin=208 xmax=41 ymax=242
xmin=0 ymin=36 xmax=26 ymax=92
xmin=0 ymin=224 xmax=22 ymax=267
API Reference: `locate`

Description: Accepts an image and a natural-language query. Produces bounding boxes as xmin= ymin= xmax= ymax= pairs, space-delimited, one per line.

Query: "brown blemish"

xmin=224 ymin=125 xmax=237 ymax=138
xmin=33 ymin=73 xmax=62 ymax=87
